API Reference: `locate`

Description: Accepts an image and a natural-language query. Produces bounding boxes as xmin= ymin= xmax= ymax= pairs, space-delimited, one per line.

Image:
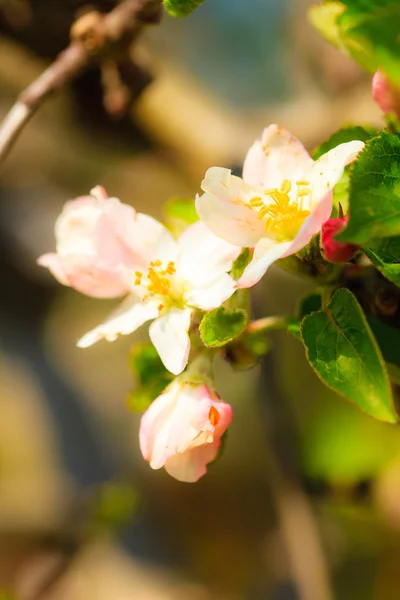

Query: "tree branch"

xmin=0 ymin=0 xmax=162 ymax=168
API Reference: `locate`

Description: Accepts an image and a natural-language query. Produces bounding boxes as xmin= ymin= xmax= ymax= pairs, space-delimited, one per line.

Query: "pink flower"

xmin=139 ymin=378 xmax=232 ymax=482
xmin=321 ymin=216 xmax=358 ymax=263
xmin=372 ymin=70 xmax=400 ymax=119
xmin=196 ymin=125 xmax=364 ymax=288
xmin=37 ymin=186 xmax=168 ymax=298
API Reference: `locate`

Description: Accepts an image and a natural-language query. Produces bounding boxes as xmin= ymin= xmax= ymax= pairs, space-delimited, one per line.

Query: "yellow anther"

xmin=249 ymin=197 xmax=264 ymax=207
xmin=258 ymin=206 xmax=270 ymax=220
xmin=280 ymin=179 xmax=292 ymax=193
xmin=134 ymin=278 xmax=141 ymax=285
xmin=297 ymin=188 xmax=311 ymax=197
xmin=264 ymin=188 xmax=277 ymax=196
xmin=296 ymin=180 xmax=310 ymax=186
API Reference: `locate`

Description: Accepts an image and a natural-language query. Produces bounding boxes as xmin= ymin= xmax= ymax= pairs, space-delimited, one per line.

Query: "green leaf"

xmin=312 ymin=125 xmax=377 ymax=160
xmin=337 ymin=132 xmax=400 ymax=244
xmin=310 ymin=0 xmax=400 ymax=85
xmin=163 ymin=0 xmax=206 ymax=17
xmin=128 ymin=343 xmax=173 ymax=411
xmin=200 ymin=307 xmax=248 ymax=348
xmin=164 ymin=197 xmax=198 ymax=236
xmin=301 ymin=288 xmax=397 ymax=423
xmin=367 ymin=315 xmax=400 ymax=368
xmin=287 ymin=291 xmax=323 ymax=339
xmin=364 ymin=236 xmax=400 ymax=286
xmin=231 ymin=248 xmax=251 ymax=280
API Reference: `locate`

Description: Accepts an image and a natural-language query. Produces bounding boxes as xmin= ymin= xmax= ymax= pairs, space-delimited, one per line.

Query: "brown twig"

xmin=0 ymin=0 xmax=163 ymax=167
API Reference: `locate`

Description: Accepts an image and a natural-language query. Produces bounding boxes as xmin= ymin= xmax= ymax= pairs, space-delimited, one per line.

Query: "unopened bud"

xmin=372 ymin=70 xmax=400 ymax=119
xmin=321 ymin=216 xmax=358 ymax=263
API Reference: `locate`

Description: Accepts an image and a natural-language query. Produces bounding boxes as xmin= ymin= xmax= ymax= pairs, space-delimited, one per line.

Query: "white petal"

xmin=149 ymin=307 xmax=192 ymax=375
xmin=186 ymin=273 xmax=236 ymax=310
xmin=307 ymin=140 xmax=365 ymax=209
xmin=176 ymin=221 xmax=241 ymax=287
xmin=124 ymin=212 xmax=178 ymax=265
xmin=197 ymin=168 xmax=265 ymax=247
xmin=237 ymin=239 xmax=292 ymax=289
xmin=243 ymin=124 xmax=313 ymax=189
xmin=77 ymin=295 xmax=159 ymax=347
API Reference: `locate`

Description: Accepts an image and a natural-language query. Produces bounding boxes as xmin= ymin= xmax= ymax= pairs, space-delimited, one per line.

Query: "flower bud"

xmin=321 ymin=216 xmax=358 ymax=263
xmin=38 ymin=186 xmax=144 ymax=298
xmin=139 ymin=377 xmax=232 ymax=482
xmin=372 ymin=70 xmax=400 ymax=119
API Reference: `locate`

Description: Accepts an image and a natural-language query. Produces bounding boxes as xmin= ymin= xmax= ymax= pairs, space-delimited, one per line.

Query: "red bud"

xmin=321 ymin=217 xmax=358 ymax=263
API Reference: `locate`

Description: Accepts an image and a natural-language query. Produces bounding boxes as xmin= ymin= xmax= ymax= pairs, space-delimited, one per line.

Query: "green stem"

xmin=247 ymin=315 xmax=290 ymax=333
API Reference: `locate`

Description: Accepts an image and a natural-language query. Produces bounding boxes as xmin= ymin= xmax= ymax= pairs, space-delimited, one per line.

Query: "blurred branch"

xmin=0 ymin=0 xmax=162 ymax=168
xmin=259 ymin=346 xmax=334 ymax=600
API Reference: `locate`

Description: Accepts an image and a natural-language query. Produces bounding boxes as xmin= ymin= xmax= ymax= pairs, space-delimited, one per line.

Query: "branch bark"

xmin=0 ymin=0 xmax=162 ymax=167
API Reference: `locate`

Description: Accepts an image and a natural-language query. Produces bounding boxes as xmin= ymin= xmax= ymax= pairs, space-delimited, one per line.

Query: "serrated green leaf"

xmin=299 ymin=291 xmax=323 ymax=318
xmin=301 ymin=288 xmax=397 ymax=423
xmin=337 ymin=132 xmax=400 ymax=244
xmin=364 ymin=237 xmax=400 ymax=286
xmin=163 ymin=0 xmax=206 ymax=17
xmin=309 ymin=2 xmax=347 ymax=50
xmin=200 ymin=307 xmax=247 ymax=348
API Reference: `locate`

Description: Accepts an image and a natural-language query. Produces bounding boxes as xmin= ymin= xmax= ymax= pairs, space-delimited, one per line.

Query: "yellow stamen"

xmin=249 ymin=197 xmax=264 ymax=207
xmin=280 ymin=179 xmax=292 ymax=193
xmin=297 ymin=188 xmax=311 ymax=197
xmin=296 ymin=179 xmax=310 ymax=186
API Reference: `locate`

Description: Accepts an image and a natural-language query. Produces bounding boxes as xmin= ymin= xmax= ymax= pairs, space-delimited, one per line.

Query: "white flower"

xmin=78 ymin=221 xmax=241 ymax=375
xmin=196 ymin=124 xmax=365 ymax=288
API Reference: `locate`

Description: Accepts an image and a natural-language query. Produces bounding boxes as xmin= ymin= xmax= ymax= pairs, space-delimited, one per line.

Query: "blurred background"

xmin=1 ymin=1 xmax=399 ymax=599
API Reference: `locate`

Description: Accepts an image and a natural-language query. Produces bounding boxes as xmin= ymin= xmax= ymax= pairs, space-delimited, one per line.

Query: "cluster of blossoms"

xmin=38 ymin=125 xmax=364 ymax=482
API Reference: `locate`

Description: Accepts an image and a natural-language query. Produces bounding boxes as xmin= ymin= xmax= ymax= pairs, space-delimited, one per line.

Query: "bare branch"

xmin=0 ymin=0 xmax=162 ymax=168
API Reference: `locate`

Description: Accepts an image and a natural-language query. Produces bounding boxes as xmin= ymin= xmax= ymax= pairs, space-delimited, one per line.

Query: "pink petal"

xmin=37 ymin=253 xmax=69 ymax=285
xmin=243 ymin=124 xmax=313 ymax=189
xmin=149 ymin=308 xmax=192 ymax=375
xmin=237 ymin=240 xmax=292 ymax=289
xmin=77 ymin=295 xmax=159 ymax=347
xmin=197 ymin=168 xmax=265 ymax=247
xmin=163 ymin=440 xmax=221 ymax=482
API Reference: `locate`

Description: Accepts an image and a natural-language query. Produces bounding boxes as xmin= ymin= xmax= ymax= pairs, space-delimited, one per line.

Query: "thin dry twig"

xmin=0 ymin=0 xmax=162 ymax=167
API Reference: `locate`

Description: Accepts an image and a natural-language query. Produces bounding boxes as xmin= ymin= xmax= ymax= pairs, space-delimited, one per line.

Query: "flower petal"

xmin=149 ymin=307 xmax=192 ymax=375
xmin=164 ymin=440 xmax=221 ymax=482
xmin=243 ymin=124 xmax=313 ymax=189
xmin=237 ymin=240 xmax=292 ymax=289
xmin=186 ymin=273 xmax=236 ymax=310
xmin=77 ymin=295 xmax=159 ymax=347
xmin=197 ymin=167 xmax=265 ymax=247
xmin=37 ymin=253 xmax=69 ymax=285
xmin=176 ymin=221 xmax=241 ymax=288
xmin=307 ymin=140 xmax=365 ymax=209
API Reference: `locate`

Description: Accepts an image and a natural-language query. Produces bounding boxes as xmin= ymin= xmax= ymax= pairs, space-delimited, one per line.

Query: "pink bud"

xmin=321 ymin=216 xmax=358 ymax=263
xmin=139 ymin=379 xmax=232 ymax=482
xmin=372 ymin=70 xmax=400 ymax=119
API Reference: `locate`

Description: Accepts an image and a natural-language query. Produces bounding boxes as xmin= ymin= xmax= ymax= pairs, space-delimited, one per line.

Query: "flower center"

xmin=249 ymin=179 xmax=311 ymax=241
xmin=134 ymin=259 xmax=176 ymax=304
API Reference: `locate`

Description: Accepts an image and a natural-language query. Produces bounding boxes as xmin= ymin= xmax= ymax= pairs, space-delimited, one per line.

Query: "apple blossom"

xmin=37 ymin=186 xmax=169 ymax=298
xmin=77 ymin=220 xmax=241 ymax=375
xmin=196 ymin=125 xmax=364 ymax=288
xmin=139 ymin=376 xmax=232 ymax=482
